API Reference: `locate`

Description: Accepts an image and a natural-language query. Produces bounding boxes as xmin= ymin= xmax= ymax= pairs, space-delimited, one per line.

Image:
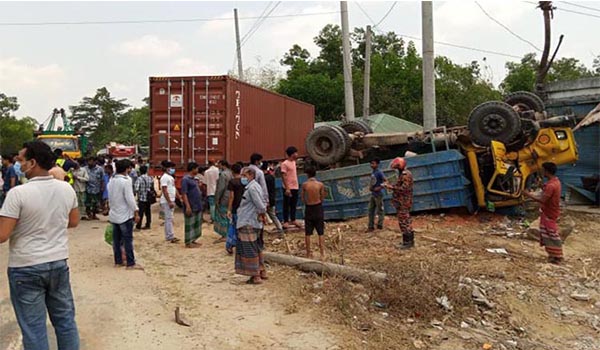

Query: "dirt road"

xmin=0 ymin=213 xmax=343 ymax=350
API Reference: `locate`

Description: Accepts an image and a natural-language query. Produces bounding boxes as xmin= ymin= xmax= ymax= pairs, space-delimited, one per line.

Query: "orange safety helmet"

xmin=390 ymin=157 xmax=406 ymax=170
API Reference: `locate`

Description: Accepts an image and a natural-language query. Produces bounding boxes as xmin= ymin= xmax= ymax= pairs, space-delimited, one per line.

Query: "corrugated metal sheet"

xmin=546 ymin=78 xmax=600 ymax=202
xmin=274 ymin=150 xmax=474 ymax=220
xmin=149 ymin=76 xmax=315 ymax=167
xmin=314 ymin=114 xmax=422 ymax=133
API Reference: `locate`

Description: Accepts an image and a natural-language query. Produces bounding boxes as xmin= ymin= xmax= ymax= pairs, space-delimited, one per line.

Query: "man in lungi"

xmin=235 ymin=167 xmax=268 ymax=285
xmin=525 ymin=162 xmax=563 ymax=264
xmin=181 ymin=162 xmax=203 ymax=248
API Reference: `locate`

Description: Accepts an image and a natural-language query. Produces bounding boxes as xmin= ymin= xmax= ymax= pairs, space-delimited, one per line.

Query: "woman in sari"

xmin=235 ymin=167 xmax=268 ymax=284
xmin=213 ymin=160 xmax=233 ymax=242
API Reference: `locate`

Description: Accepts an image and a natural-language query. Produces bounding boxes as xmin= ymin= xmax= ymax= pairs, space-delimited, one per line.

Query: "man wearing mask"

xmin=84 ymin=156 xmax=104 ymax=220
xmin=384 ymin=157 xmax=415 ymax=249
xmin=160 ymin=161 xmax=180 ymax=243
xmin=108 ymin=159 xmax=141 ymax=269
xmin=248 ymin=153 xmax=269 ymax=206
xmin=1 ymin=154 xmax=18 ymax=207
xmin=0 ymin=141 xmax=80 ymax=350
xmin=204 ymin=160 xmax=220 ymax=223
xmin=181 ymin=162 xmax=203 ymax=248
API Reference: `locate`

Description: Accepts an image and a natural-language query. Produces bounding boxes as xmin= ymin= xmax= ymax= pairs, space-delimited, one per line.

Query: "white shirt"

xmin=160 ymin=173 xmax=176 ymax=204
xmin=204 ymin=166 xmax=219 ymax=196
xmin=108 ymin=174 xmax=138 ymax=225
xmin=0 ymin=176 xmax=77 ymax=268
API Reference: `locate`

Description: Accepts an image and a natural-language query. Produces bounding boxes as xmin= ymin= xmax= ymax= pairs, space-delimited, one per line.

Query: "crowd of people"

xmin=0 ymin=139 xmax=565 ymax=350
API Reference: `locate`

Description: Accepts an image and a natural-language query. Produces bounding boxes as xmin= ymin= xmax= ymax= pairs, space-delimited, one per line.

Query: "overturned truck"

xmin=305 ymin=92 xmax=579 ymax=210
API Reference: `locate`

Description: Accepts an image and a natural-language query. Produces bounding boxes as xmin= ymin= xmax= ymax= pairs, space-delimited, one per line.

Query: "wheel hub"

xmin=482 ymin=114 xmax=506 ymax=135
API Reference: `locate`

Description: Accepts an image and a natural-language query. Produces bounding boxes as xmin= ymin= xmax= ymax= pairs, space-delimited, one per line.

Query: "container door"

xmin=150 ymin=78 xmax=189 ymax=168
xmin=190 ymin=78 xmax=227 ymax=165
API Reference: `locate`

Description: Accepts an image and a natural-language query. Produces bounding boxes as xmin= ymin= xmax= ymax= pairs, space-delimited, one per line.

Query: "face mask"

xmin=258 ymin=162 xmax=263 ymax=168
xmin=14 ymin=162 xmax=23 ymax=177
xmin=168 ymin=168 xmax=176 ymax=175
xmin=241 ymin=177 xmax=249 ymax=186
xmin=21 ymin=160 xmax=35 ymax=179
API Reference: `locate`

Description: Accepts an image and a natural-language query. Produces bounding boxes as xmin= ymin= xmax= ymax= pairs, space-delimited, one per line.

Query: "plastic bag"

xmin=104 ymin=224 xmax=113 ymax=246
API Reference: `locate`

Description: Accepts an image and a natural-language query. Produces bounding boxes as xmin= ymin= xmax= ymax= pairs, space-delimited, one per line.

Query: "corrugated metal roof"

xmin=314 ymin=114 xmax=423 ymax=133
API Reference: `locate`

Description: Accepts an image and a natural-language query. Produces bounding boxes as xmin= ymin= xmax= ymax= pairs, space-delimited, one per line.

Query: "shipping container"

xmin=149 ymin=75 xmax=315 ymax=170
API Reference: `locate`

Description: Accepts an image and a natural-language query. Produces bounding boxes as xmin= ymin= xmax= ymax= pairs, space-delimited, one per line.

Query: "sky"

xmin=1 ymin=0 xmax=599 ymax=123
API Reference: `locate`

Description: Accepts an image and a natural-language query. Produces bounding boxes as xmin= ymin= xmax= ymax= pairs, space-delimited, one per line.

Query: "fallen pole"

xmin=263 ymin=252 xmax=387 ymax=283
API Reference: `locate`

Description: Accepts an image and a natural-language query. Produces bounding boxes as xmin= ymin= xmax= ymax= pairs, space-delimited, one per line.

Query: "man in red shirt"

xmin=281 ymin=146 xmax=301 ymax=229
xmin=525 ymin=162 xmax=563 ymax=264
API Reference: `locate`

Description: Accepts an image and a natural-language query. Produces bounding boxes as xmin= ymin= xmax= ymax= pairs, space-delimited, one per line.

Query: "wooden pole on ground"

xmin=263 ymin=252 xmax=387 ymax=283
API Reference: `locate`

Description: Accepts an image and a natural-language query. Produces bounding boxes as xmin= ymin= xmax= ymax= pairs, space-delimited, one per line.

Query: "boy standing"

xmin=262 ymin=162 xmax=284 ymax=235
xmin=301 ymin=166 xmax=326 ymax=260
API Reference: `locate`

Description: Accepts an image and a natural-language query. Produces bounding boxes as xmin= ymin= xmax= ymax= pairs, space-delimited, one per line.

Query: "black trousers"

xmin=137 ymin=200 xmax=152 ymax=228
xmin=283 ymin=189 xmax=299 ymax=222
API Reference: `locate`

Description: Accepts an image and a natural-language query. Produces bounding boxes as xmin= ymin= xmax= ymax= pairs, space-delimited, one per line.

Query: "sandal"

xmin=126 ymin=264 xmax=144 ymax=271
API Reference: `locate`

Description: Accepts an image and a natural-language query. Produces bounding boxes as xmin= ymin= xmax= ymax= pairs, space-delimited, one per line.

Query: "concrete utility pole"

xmin=340 ymin=1 xmax=355 ymax=120
xmin=363 ymin=25 xmax=372 ymax=118
xmin=421 ymin=1 xmax=436 ymax=130
xmin=234 ymin=8 xmax=244 ymax=80
xmin=535 ymin=1 xmax=563 ymax=100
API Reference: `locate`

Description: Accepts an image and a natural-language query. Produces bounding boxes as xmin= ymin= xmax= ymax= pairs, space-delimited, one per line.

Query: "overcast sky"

xmin=1 ymin=1 xmax=599 ymax=123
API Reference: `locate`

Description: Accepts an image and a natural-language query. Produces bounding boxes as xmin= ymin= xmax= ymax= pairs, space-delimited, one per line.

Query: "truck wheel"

xmin=331 ymin=125 xmax=352 ymax=156
xmin=504 ymin=91 xmax=545 ymax=113
xmin=339 ymin=119 xmax=373 ymax=134
xmin=468 ymin=101 xmax=522 ymax=146
xmin=305 ymin=125 xmax=348 ymax=165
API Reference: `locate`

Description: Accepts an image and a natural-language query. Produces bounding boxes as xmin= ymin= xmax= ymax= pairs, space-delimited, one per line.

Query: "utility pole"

xmin=421 ymin=1 xmax=436 ymax=130
xmin=535 ymin=1 xmax=563 ymax=100
xmin=363 ymin=25 xmax=372 ymax=118
xmin=234 ymin=8 xmax=244 ymax=80
xmin=340 ymin=1 xmax=355 ymax=120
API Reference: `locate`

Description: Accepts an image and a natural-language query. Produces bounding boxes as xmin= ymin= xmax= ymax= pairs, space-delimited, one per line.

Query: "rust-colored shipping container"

xmin=149 ymin=75 xmax=314 ymax=169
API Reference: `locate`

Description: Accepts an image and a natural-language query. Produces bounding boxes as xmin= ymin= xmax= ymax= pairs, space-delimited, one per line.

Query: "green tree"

xmin=0 ymin=92 xmax=37 ymax=154
xmin=115 ymin=99 xmax=150 ymax=147
xmin=501 ymin=53 xmax=596 ymax=93
xmin=0 ymin=92 xmax=19 ymax=118
xmin=277 ymin=25 xmax=500 ymax=126
xmin=69 ymin=87 xmax=129 ymax=149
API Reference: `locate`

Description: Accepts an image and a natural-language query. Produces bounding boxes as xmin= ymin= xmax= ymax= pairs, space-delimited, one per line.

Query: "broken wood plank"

xmin=263 ymin=252 xmax=387 ymax=283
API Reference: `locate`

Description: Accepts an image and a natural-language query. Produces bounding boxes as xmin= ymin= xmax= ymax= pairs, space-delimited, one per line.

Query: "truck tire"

xmin=331 ymin=125 xmax=352 ymax=156
xmin=468 ymin=101 xmax=522 ymax=146
xmin=504 ymin=91 xmax=545 ymax=113
xmin=305 ymin=125 xmax=348 ymax=165
xmin=339 ymin=119 xmax=373 ymax=134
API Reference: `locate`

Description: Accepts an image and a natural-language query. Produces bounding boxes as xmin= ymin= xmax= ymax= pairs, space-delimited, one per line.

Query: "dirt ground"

xmin=264 ymin=205 xmax=600 ymax=350
xmin=0 ymin=208 xmax=346 ymax=350
xmin=1 ymin=204 xmax=599 ymax=350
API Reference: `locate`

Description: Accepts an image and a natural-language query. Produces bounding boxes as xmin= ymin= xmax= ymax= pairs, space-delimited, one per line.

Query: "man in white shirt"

xmin=0 ymin=141 xmax=80 ymax=350
xmin=108 ymin=159 xmax=141 ymax=269
xmin=160 ymin=161 xmax=180 ymax=243
xmin=204 ymin=160 xmax=220 ymax=223
xmin=249 ymin=153 xmax=269 ymax=205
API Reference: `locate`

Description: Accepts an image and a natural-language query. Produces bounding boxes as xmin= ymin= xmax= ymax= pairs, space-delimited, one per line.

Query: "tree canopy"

xmin=501 ymin=53 xmax=597 ymax=93
xmin=276 ymin=25 xmax=501 ymax=125
xmin=276 ymin=25 xmax=599 ymax=125
xmin=0 ymin=93 xmax=37 ymax=155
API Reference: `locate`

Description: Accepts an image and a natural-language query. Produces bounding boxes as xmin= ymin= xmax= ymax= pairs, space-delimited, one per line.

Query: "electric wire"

xmin=475 ymin=1 xmax=542 ymax=52
xmin=0 ymin=10 xmax=339 ymax=26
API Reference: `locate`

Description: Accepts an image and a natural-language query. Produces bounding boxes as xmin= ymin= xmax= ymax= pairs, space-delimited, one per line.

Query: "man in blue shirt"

xmin=2 ymin=154 xmax=18 ymax=207
xmin=367 ymin=158 xmax=387 ymax=232
xmin=181 ymin=162 xmax=203 ymax=248
xmin=84 ymin=157 xmax=104 ymax=220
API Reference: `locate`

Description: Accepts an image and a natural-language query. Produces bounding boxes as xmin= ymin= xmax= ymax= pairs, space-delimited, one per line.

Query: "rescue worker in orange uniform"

xmin=384 ymin=157 xmax=415 ymax=249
